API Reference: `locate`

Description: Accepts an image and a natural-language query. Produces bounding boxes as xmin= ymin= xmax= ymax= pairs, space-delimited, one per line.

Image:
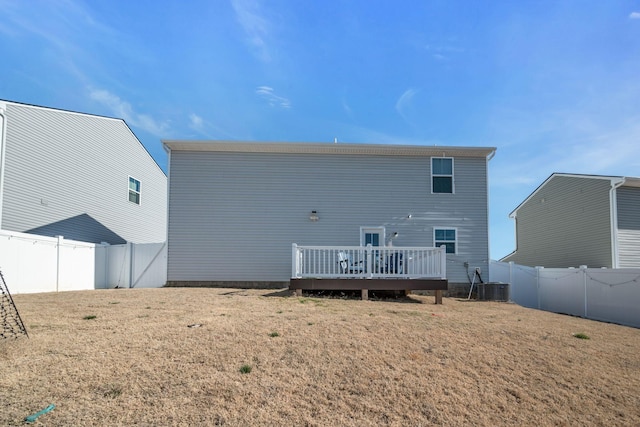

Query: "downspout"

xmin=485 ymin=149 xmax=496 ymax=261
xmin=0 ymin=104 xmax=8 ymax=229
xmin=609 ymin=177 xmax=625 ymax=268
xmin=162 ymin=141 xmax=171 ymax=285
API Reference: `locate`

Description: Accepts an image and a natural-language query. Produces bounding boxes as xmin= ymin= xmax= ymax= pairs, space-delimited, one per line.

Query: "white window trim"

xmin=431 ymin=157 xmax=455 ymax=194
xmin=360 ymin=226 xmax=385 ymax=247
xmin=433 ymin=227 xmax=457 ymax=254
xmin=128 ymin=176 xmax=141 ymax=205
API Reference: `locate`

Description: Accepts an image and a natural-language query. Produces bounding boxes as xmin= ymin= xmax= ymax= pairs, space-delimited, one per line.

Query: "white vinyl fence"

xmin=0 ymin=229 xmax=167 ymax=294
xmin=490 ymin=260 xmax=640 ymax=328
xmin=95 ymin=242 xmax=167 ymax=289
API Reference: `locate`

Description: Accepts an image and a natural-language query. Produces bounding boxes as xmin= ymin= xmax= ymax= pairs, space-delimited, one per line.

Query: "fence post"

xmin=366 ymin=244 xmax=372 ymax=277
xmin=580 ymin=265 xmax=588 ymax=317
xmin=535 ymin=266 xmax=543 ymax=309
xmin=508 ymin=261 xmax=514 ymax=302
xmin=56 ymin=235 xmax=63 ymax=293
xmin=128 ymin=242 xmax=134 ymax=288
xmin=440 ymin=246 xmax=446 ymax=279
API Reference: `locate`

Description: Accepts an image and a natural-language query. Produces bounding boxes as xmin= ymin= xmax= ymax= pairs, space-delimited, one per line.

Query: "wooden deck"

xmin=289 ymin=278 xmax=448 ymax=303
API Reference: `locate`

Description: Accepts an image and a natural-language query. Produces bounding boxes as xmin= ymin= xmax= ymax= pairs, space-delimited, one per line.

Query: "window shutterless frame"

xmin=431 ymin=157 xmax=454 ymax=194
xmin=128 ymin=176 xmax=141 ymax=205
xmin=434 ymin=227 xmax=457 ymax=254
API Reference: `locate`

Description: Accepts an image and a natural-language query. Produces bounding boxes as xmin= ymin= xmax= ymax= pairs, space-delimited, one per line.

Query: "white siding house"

xmin=163 ymin=141 xmax=495 ymax=289
xmin=0 ymin=100 xmax=167 ymax=244
xmin=502 ymin=173 xmax=640 ymax=268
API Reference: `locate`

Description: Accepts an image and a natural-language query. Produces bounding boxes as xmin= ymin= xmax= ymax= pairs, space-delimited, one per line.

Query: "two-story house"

xmin=163 ymin=140 xmax=496 ymax=290
xmin=0 ymin=100 xmax=167 ymax=244
xmin=502 ymin=173 xmax=640 ymax=268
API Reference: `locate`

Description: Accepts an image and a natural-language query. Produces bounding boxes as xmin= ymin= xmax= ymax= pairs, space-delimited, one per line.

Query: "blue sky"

xmin=1 ymin=0 xmax=640 ymax=259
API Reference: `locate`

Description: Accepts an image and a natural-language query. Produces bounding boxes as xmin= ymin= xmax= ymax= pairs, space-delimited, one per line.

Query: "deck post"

xmin=439 ymin=245 xmax=446 ymax=279
xmin=361 ymin=289 xmax=368 ymax=300
xmin=291 ymin=243 xmax=298 ymax=278
xmin=435 ymin=290 xmax=442 ymax=304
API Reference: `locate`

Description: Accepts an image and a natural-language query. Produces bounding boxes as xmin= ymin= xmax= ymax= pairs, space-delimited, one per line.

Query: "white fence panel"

xmin=0 ymin=229 xmax=166 ymax=294
xmin=0 ymin=230 xmax=95 ymax=294
xmin=96 ymin=242 xmax=167 ymax=289
xmin=131 ymin=242 xmax=167 ymax=288
xmin=57 ymin=237 xmax=96 ymax=292
xmin=489 ymin=261 xmax=537 ymax=308
xmin=585 ymin=269 xmax=640 ymax=327
xmin=539 ymin=269 xmax=585 ymax=317
xmin=490 ymin=260 xmax=640 ymax=328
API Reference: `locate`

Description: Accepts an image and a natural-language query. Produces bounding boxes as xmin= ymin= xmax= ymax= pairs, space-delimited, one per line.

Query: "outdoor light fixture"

xmin=386 ymin=232 xmax=399 ymax=245
xmin=309 ymin=210 xmax=319 ymax=222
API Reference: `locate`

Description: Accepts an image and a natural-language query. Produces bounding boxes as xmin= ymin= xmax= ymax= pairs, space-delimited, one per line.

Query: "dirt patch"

xmin=1 ymin=288 xmax=639 ymax=426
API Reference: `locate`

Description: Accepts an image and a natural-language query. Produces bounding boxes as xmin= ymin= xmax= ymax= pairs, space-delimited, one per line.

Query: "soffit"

xmin=162 ymin=140 xmax=496 ymax=158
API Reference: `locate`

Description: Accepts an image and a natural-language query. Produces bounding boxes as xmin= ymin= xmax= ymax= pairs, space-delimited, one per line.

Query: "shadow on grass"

xmin=262 ymin=289 xmax=293 ymax=298
xmin=264 ymin=289 xmax=424 ymax=304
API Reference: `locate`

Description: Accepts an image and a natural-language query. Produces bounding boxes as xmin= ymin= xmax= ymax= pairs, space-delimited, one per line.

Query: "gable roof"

xmin=508 ymin=173 xmax=640 ymax=218
xmin=0 ymin=99 xmax=165 ymax=176
xmin=162 ymin=140 xmax=496 ymax=159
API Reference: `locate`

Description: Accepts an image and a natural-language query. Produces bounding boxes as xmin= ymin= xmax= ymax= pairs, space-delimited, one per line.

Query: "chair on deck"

xmin=384 ymin=252 xmax=404 ymax=274
xmin=337 ymin=251 xmax=364 ymax=275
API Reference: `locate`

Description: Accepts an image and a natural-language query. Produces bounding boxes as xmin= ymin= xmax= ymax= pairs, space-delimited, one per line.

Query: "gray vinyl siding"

xmin=616 ymin=186 xmax=640 ymax=268
xmin=2 ymin=103 xmax=166 ymax=244
xmin=505 ymin=176 xmax=613 ymax=268
xmin=167 ymin=150 xmax=490 ymax=284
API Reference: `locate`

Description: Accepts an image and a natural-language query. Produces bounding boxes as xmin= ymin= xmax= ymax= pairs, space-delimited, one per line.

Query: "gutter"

xmin=609 ymin=177 xmax=625 ymax=268
xmin=0 ymin=104 xmax=8 ymax=229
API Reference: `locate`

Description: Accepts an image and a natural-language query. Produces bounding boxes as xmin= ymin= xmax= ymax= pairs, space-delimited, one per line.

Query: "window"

xmin=434 ymin=228 xmax=456 ymax=254
xmin=432 ymin=157 xmax=453 ymax=193
xmin=128 ymin=177 xmax=141 ymax=205
xmin=360 ymin=227 xmax=384 ymax=247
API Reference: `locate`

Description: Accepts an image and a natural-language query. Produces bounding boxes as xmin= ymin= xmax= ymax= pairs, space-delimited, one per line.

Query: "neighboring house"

xmin=0 ymin=100 xmax=167 ymax=244
xmin=163 ymin=140 xmax=496 ymax=288
xmin=501 ymin=173 xmax=640 ymax=268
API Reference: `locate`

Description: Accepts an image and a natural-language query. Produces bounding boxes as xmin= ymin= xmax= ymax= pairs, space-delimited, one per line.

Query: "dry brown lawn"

xmin=1 ymin=288 xmax=639 ymax=426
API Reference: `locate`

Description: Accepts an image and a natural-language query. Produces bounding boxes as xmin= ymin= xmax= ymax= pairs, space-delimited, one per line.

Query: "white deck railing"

xmin=291 ymin=244 xmax=446 ymax=279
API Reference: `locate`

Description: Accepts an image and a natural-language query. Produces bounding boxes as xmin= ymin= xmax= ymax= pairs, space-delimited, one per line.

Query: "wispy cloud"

xmin=630 ymin=11 xmax=640 ymax=19
xmin=422 ymin=43 xmax=465 ymax=61
xmin=256 ymin=86 xmax=291 ymax=109
xmin=342 ymin=98 xmax=354 ymax=118
xmin=395 ymin=88 xmax=420 ymax=123
xmin=331 ymin=122 xmax=442 ymax=146
xmin=89 ymin=88 xmax=169 ymax=136
xmin=231 ymin=0 xmax=272 ymax=62
xmin=189 ymin=113 xmax=204 ymax=131
xmin=490 ymin=116 xmax=640 ymax=192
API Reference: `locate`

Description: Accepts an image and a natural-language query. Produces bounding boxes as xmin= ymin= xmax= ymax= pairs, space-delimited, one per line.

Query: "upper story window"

xmin=434 ymin=228 xmax=456 ymax=254
xmin=432 ymin=157 xmax=454 ymax=193
xmin=128 ymin=177 xmax=141 ymax=205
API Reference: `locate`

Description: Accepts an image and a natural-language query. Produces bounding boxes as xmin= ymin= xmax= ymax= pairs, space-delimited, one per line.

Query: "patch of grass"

xmin=102 ymin=384 xmax=123 ymax=399
xmin=276 ymin=310 xmax=283 ymax=314
xmin=573 ymin=333 xmax=590 ymax=340
xmin=307 ymin=322 xmax=314 ymax=326
xmin=145 ymin=306 xmax=151 ymax=309
xmin=239 ymin=364 xmax=252 ymax=374
xmin=109 ymin=301 xmax=120 ymax=305
xmin=269 ymin=331 xmax=280 ymax=337
xmin=83 ymin=315 xmax=97 ymax=320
